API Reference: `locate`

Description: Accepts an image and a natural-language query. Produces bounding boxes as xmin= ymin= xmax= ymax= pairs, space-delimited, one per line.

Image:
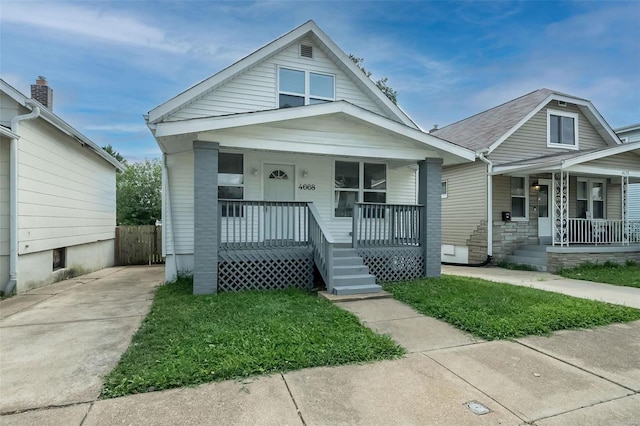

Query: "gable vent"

xmin=557 ymin=100 xmax=567 ymax=107
xmin=300 ymin=44 xmax=313 ymax=58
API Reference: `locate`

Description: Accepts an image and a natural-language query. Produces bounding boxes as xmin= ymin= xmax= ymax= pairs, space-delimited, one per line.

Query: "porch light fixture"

xmin=301 ymin=169 xmax=308 ymax=178
xmin=251 ymin=168 xmax=259 ymax=176
xmin=531 ymin=180 xmax=541 ymax=191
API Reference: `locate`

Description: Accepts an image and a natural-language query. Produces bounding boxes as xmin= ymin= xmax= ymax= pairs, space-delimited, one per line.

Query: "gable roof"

xmin=0 ymin=79 xmax=125 ymax=171
xmin=432 ymin=88 xmax=621 ymax=153
xmin=147 ymin=20 xmax=418 ymax=128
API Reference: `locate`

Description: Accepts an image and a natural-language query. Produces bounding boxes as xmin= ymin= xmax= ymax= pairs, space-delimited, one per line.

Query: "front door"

xmin=537 ymin=179 xmax=552 ymax=243
xmin=264 ymin=164 xmax=295 ymax=240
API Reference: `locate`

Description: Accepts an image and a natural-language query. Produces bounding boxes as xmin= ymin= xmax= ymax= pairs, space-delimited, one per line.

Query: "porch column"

xmin=418 ymin=158 xmax=443 ymax=277
xmin=193 ymin=141 xmax=219 ymax=295
xmin=552 ymin=171 xmax=569 ymax=246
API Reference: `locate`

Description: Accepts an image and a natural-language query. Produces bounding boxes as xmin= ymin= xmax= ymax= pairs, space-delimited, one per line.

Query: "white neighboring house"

xmin=1 ymin=78 xmax=125 ymax=294
xmin=616 ymin=123 xmax=640 ymax=221
xmin=146 ymin=21 xmax=475 ymax=295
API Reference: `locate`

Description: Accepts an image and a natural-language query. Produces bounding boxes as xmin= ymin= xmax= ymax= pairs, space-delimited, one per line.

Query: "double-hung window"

xmin=334 ymin=161 xmax=386 ymax=217
xmin=218 ymin=153 xmax=244 ymax=217
xmin=547 ymin=109 xmax=579 ymax=149
xmin=577 ymin=178 xmax=605 ymax=219
xmin=510 ymin=176 xmax=528 ymax=219
xmin=278 ymin=67 xmax=334 ymax=108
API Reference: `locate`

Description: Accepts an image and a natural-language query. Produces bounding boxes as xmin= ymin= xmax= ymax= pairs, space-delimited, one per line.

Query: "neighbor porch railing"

xmin=352 ymin=203 xmax=423 ymax=247
xmin=218 ymin=200 xmax=309 ymax=250
xmin=567 ymin=218 xmax=640 ymax=245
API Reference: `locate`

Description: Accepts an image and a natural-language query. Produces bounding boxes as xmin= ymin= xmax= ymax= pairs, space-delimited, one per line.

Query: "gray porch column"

xmin=193 ymin=141 xmax=219 ymax=294
xmin=418 ymin=158 xmax=443 ymax=277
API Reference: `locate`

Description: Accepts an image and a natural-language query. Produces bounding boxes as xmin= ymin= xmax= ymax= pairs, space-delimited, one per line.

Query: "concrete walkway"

xmin=0 ymin=266 xmax=163 ymax=415
xmin=1 ymin=265 xmax=639 ymax=425
xmin=442 ymin=264 xmax=640 ymax=309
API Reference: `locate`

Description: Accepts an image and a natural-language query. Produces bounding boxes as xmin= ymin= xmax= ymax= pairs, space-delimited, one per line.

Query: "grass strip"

xmin=384 ymin=275 xmax=640 ymax=340
xmin=101 ymin=277 xmax=403 ymax=398
xmin=560 ymin=261 xmax=640 ymax=288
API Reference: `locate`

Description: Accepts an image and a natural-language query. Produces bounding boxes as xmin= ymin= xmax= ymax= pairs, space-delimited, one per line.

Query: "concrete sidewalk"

xmin=2 ymin=266 xmax=639 ymax=425
xmin=442 ymin=264 xmax=640 ymax=309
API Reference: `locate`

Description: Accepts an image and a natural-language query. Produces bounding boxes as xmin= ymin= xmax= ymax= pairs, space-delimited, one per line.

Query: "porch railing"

xmin=308 ymin=203 xmax=335 ymax=293
xmin=352 ymin=203 xmax=423 ymax=247
xmin=567 ymin=218 xmax=640 ymax=245
xmin=219 ymin=200 xmax=309 ymax=250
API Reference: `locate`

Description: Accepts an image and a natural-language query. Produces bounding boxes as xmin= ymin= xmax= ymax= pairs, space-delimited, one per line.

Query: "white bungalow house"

xmin=433 ymin=89 xmax=640 ymax=272
xmin=146 ymin=21 xmax=475 ymax=295
xmin=1 ymin=78 xmax=125 ymax=294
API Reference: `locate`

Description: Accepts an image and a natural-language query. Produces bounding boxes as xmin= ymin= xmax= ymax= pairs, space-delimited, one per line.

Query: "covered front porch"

xmin=492 ymin=146 xmax=640 ymax=271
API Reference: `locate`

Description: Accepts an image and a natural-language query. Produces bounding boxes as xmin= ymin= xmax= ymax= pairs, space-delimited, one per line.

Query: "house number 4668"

xmin=298 ymin=184 xmax=316 ymax=190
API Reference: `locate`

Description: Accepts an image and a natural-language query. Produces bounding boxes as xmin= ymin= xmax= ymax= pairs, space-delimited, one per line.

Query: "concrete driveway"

xmin=0 ymin=266 xmax=163 ymax=414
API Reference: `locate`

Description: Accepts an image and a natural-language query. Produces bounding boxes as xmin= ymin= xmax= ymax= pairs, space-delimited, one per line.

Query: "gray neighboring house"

xmin=616 ymin=123 xmax=640 ymax=221
xmin=145 ymin=21 xmax=475 ymax=295
xmin=433 ymin=89 xmax=640 ymax=272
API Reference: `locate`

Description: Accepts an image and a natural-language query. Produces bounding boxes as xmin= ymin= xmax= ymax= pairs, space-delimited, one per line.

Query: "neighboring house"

xmin=146 ymin=21 xmax=475 ymax=295
xmin=433 ymin=89 xmax=640 ymax=272
xmin=616 ymin=123 xmax=640 ymax=221
xmin=1 ymin=78 xmax=124 ymax=294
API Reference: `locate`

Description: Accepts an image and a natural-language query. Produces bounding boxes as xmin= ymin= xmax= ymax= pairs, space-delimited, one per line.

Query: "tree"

xmin=349 ymin=54 xmax=398 ymax=104
xmin=116 ymin=158 xmax=162 ymax=225
xmin=102 ymin=144 xmax=127 ymax=165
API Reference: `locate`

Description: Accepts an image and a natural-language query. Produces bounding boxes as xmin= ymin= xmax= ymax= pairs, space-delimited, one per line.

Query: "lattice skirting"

xmin=356 ymin=246 xmax=424 ymax=283
xmin=218 ymin=248 xmax=314 ymax=292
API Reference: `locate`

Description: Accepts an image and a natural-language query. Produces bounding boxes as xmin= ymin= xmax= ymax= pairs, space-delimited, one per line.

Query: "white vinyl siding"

xmin=441 ymin=161 xmax=486 ymax=246
xmin=167 ymin=37 xmax=387 ymax=121
xmin=587 ymin=151 xmax=640 ymax=170
xmin=164 ymin=150 xmax=194 ymax=255
xmin=490 ymin=102 xmax=610 ymax=164
xmin=16 ymin=120 xmax=116 ymax=254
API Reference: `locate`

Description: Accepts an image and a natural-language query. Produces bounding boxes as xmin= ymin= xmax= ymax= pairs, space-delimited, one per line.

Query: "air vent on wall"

xmin=557 ymin=100 xmax=567 ymax=107
xmin=300 ymin=44 xmax=313 ymax=58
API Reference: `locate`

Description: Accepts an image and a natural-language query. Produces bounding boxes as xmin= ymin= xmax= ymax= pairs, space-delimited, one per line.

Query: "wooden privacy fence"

xmin=115 ymin=225 xmax=164 ymax=265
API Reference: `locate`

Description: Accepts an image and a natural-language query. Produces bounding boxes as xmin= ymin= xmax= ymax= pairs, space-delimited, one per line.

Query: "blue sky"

xmin=1 ymin=0 xmax=639 ymax=162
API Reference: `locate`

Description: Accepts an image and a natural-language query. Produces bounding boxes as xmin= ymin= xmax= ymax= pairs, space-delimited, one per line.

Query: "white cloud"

xmin=85 ymin=123 xmax=149 ymax=133
xmin=1 ymin=1 xmax=187 ymax=53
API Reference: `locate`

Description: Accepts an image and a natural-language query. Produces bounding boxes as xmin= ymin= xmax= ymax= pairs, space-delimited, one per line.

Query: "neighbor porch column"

xmin=418 ymin=158 xmax=443 ymax=277
xmin=193 ymin=141 xmax=219 ymax=294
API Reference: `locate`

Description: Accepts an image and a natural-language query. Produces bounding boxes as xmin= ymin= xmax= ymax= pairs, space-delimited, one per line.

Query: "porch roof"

xmin=491 ymin=141 xmax=640 ymax=177
xmin=154 ymin=101 xmax=476 ymax=164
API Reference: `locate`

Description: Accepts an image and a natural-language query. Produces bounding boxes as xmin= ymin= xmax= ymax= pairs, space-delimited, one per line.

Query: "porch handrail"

xmin=308 ymin=202 xmax=335 ymax=293
xmin=352 ymin=203 xmax=424 ymax=248
xmin=218 ymin=200 xmax=309 ymax=250
xmin=567 ymin=218 xmax=640 ymax=245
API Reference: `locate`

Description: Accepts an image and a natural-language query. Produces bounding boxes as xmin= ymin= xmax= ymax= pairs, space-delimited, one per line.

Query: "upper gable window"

xmin=278 ymin=67 xmax=334 ymax=108
xmin=547 ymin=109 xmax=579 ymax=149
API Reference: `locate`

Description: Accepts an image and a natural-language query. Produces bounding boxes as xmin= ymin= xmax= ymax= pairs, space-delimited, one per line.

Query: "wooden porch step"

xmin=333 ymin=256 xmax=364 ymax=266
xmin=333 ymin=248 xmax=359 ymax=257
xmin=333 ymin=264 xmax=370 ymax=276
xmin=333 ymin=284 xmax=383 ymax=295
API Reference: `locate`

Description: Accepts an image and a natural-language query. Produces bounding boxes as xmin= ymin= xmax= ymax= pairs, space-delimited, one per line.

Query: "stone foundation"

xmin=491 ymin=220 xmax=538 ymax=262
xmin=547 ymin=248 xmax=640 ymax=273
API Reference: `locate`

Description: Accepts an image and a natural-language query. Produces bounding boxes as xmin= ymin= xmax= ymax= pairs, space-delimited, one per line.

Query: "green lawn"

xmin=384 ymin=275 xmax=640 ymax=340
xmin=560 ymin=261 xmax=640 ymax=288
xmin=101 ymin=277 xmax=403 ymax=398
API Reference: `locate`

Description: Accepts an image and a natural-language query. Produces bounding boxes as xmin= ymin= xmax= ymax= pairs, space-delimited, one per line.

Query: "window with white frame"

xmin=510 ymin=176 xmax=527 ymax=219
xmin=577 ymin=178 xmax=605 ymax=219
xmin=547 ymin=109 xmax=578 ymax=149
xmin=218 ymin=153 xmax=244 ymax=217
xmin=334 ymin=161 xmax=386 ymax=217
xmin=278 ymin=67 xmax=334 ymax=108
xmin=441 ymin=181 xmax=448 ymax=198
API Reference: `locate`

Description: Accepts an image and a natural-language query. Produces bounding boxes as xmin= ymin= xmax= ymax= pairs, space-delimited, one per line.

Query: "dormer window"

xmin=547 ymin=109 xmax=579 ymax=149
xmin=278 ymin=67 xmax=334 ymax=108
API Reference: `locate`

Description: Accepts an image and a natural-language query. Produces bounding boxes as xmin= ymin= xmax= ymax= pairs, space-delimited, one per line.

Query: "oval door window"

xmin=269 ymin=170 xmax=289 ymax=180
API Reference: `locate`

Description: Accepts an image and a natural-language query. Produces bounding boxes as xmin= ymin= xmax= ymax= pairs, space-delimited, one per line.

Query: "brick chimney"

xmin=30 ymin=76 xmax=54 ymax=110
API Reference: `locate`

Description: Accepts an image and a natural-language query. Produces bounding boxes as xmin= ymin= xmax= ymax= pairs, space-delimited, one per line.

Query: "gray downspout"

xmin=162 ymin=153 xmax=179 ymax=280
xmin=3 ymin=100 xmax=41 ymax=295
